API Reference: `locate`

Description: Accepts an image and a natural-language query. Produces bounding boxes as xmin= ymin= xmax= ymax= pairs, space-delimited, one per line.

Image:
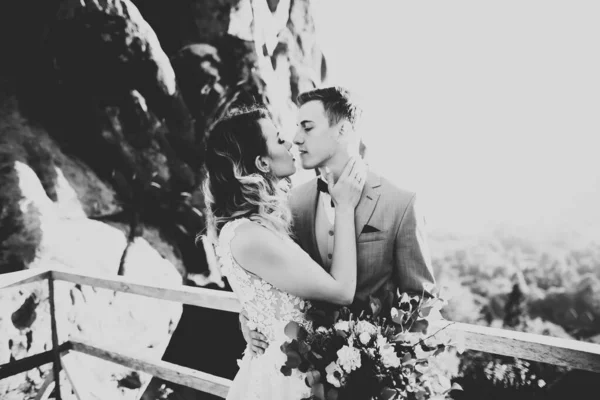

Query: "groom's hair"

xmin=297 ymin=86 xmax=363 ymax=130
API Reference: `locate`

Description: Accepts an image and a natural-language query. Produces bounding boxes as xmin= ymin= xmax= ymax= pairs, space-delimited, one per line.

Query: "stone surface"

xmin=0 ymin=0 xmax=325 ymax=399
xmin=0 ymin=126 xmax=182 ymax=399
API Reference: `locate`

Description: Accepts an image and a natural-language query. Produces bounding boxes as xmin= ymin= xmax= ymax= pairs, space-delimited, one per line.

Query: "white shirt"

xmin=318 ymin=177 xmax=336 ymax=225
xmin=315 ymin=177 xmax=337 ymax=268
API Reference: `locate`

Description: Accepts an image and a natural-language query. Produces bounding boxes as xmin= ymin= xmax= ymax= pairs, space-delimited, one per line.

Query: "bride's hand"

xmin=327 ymin=157 xmax=366 ymax=212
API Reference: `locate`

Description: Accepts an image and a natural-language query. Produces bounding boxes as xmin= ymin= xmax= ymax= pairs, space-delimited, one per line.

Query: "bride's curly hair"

xmin=200 ymin=106 xmax=292 ymax=244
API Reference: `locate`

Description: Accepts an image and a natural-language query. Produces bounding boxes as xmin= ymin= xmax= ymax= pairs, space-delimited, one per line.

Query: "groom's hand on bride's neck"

xmin=239 ymin=311 xmax=268 ymax=356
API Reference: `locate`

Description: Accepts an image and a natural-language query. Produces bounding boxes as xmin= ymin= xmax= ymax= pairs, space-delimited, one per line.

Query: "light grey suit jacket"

xmin=289 ymin=170 xmax=437 ymax=304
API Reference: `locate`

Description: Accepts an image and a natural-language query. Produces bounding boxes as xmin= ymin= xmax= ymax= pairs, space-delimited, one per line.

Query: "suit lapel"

xmin=354 ymin=171 xmax=382 ymax=240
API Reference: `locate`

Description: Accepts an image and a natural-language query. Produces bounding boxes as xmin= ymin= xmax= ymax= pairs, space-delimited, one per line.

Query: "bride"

xmin=202 ymin=106 xmax=366 ymax=400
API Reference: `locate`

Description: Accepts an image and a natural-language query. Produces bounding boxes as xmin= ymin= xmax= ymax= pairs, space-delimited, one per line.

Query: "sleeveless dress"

xmin=216 ymin=218 xmax=312 ymax=400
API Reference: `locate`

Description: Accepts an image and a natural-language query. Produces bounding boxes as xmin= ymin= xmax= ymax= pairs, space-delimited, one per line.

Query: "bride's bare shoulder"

xmin=230 ymin=220 xmax=283 ymax=251
xmin=229 ymin=220 xmax=292 ymax=270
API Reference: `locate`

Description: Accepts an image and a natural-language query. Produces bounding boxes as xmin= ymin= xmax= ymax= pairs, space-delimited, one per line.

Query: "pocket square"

xmin=361 ymin=225 xmax=380 ymax=234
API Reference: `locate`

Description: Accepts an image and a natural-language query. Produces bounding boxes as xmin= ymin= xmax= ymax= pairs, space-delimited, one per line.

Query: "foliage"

xmin=280 ymin=288 xmax=463 ymax=400
xmin=430 ymin=229 xmax=600 ymax=399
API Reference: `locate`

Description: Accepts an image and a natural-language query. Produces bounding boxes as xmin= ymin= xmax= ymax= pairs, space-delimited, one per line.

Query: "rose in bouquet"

xmin=280 ymin=287 xmax=463 ymax=400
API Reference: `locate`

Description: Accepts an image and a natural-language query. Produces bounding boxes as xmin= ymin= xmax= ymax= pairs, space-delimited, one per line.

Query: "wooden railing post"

xmin=48 ymin=273 xmax=62 ymax=400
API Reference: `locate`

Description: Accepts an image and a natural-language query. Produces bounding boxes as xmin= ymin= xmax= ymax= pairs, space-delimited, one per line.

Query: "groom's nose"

xmin=293 ymin=130 xmax=303 ymax=145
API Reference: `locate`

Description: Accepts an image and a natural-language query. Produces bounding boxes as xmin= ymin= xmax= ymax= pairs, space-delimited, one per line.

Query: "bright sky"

xmin=311 ymin=0 xmax=600 ymax=235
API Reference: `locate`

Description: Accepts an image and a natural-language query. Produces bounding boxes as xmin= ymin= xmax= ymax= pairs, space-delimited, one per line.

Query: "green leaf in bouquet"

xmin=390 ymin=307 xmax=408 ymax=325
xmin=410 ymin=318 xmax=429 ymax=334
xmin=298 ymin=340 xmax=312 ymax=355
xmin=284 ymin=350 xmax=302 ymax=368
xmin=422 ymin=282 xmax=438 ymax=296
xmin=335 ymin=330 xmax=349 ymax=340
xmin=420 ymin=296 xmax=440 ymax=309
xmin=330 ymin=335 xmax=347 ymax=351
xmin=414 ymin=388 xmax=428 ymax=400
xmin=326 ymin=388 xmax=339 ymax=400
xmin=369 ymin=295 xmax=383 ymax=318
xmin=436 ymin=375 xmax=452 ymax=393
xmin=401 ymin=353 xmax=416 ymax=367
xmin=285 ymin=321 xmax=309 ymax=341
xmin=393 ymin=334 xmax=409 ymax=347
xmin=299 ymin=359 xmax=311 ymax=373
xmin=305 ymin=370 xmax=321 ymax=387
xmin=280 ymin=365 xmax=292 ymax=376
xmin=380 ymin=387 xmax=399 ymax=400
xmin=306 ymin=308 xmax=333 ymax=328
xmin=432 ymin=344 xmax=446 ymax=356
xmin=419 ymin=305 xmax=433 ymax=318
xmin=285 ymin=321 xmax=302 ymax=339
xmin=312 ymin=383 xmax=326 ymax=400
xmin=414 ymin=362 xmax=429 ymax=374
xmin=333 ymin=309 xmax=341 ymax=322
xmin=398 ymin=293 xmax=412 ymax=312
xmin=449 ymin=382 xmax=463 ymax=392
xmin=410 ymin=295 xmax=421 ymax=307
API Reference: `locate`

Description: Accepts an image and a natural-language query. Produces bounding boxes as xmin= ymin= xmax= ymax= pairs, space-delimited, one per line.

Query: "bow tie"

xmin=317 ymin=178 xmax=335 ymax=207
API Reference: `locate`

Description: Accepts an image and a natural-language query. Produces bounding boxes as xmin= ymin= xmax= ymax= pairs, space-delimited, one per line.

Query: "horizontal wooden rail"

xmin=432 ymin=321 xmax=600 ymax=373
xmin=2 ymin=266 xmax=600 ymax=391
xmin=0 ymin=342 xmax=72 ymax=380
xmin=49 ymin=268 xmax=600 ymax=373
xmin=0 ymin=268 xmax=50 ymax=290
xmin=68 ymin=340 xmax=232 ymax=398
xmin=51 ymin=268 xmax=241 ymax=313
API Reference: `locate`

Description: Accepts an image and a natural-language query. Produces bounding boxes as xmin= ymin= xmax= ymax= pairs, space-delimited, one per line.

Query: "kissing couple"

xmin=202 ymin=86 xmax=437 ymax=400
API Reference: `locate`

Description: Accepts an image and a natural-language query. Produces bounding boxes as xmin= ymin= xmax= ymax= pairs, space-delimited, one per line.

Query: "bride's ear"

xmin=255 ymin=155 xmax=271 ymax=173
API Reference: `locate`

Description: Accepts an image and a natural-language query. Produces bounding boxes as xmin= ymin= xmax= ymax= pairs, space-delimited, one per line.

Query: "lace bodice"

xmin=216 ymin=218 xmax=311 ymax=342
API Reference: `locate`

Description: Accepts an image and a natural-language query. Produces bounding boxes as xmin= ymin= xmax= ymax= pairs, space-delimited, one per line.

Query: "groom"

xmin=242 ymin=86 xmax=437 ymax=354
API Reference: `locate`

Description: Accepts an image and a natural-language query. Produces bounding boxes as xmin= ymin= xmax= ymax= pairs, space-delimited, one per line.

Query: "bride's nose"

xmin=285 ymin=140 xmax=292 ymax=151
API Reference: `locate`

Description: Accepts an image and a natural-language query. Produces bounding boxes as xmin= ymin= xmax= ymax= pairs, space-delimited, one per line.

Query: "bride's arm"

xmin=231 ymin=211 xmax=357 ymax=304
xmin=232 ymin=159 xmax=365 ymax=305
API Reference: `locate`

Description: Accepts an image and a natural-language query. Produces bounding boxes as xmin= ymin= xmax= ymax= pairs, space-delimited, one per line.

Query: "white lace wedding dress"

xmin=216 ymin=218 xmax=312 ymax=400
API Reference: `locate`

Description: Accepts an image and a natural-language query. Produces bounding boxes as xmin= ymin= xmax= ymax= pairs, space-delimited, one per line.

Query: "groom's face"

xmin=294 ymin=100 xmax=339 ymax=170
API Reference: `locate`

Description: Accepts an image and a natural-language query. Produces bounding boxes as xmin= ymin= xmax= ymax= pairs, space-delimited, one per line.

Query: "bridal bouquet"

xmin=280 ymin=286 xmax=462 ymax=400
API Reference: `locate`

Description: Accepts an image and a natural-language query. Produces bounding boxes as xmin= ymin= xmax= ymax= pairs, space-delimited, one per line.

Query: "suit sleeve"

xmin=393 ymin=193 xmax=437 ymax=296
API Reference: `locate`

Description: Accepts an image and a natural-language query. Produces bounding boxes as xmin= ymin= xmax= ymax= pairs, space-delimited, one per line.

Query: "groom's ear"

xmin=255 ymin=155 xmax=270 ymax=173
xmin=338 ymin=120 xmax=353 ymax=140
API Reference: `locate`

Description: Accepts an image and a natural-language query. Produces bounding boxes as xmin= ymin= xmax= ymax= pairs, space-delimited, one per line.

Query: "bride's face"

xmin=259 ymin=119 xmax=297 ymax=179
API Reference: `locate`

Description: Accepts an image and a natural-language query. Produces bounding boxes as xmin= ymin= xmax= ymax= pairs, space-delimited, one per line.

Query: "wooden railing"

xmin=2 ymin=267 xmax=600 ymax=399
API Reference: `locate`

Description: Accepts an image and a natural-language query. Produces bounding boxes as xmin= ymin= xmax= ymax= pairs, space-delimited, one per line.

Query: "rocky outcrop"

xmin=0 ymin=0 xmax=325 ymax=399
xmin=0 ymin=95 xmax=183 ymax=400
